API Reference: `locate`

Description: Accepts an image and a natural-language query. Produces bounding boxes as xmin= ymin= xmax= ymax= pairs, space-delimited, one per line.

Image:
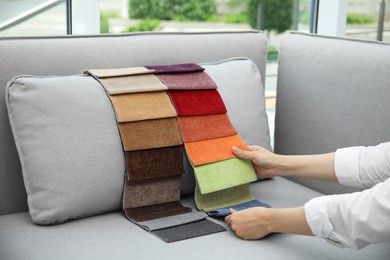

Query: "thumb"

xmin=232 ymin=146 xmax=256 ymax=160
xmin=230 ymin=208 xmax=237 ymax=214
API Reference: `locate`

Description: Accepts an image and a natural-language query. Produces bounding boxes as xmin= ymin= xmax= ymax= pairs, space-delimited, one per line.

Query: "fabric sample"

xmin=110 ymin=92 xmax=176 ymax=123
xmin=151 ymin=219 xmax=226 ymax=243
xmin=123 ymin=176 xmax=181 ymax=209
xmin=156 ymin=72 xmax=217 ymax=90
xmin=145 ymin=63 xmax=204 ymax=74
xmin=206 ymin=200 xmax=272 ymax=217
xmin=126 ymin=146 xmax=184 ymax=181
xmin=185 ymin=135 xmax=248 ymax=166
xmin=98 ymin=74 xmax=167 ymax=95
xmin=137 ymin=211 xmax=208 ymax=231
xmin=168 ymin=90 xmax=227 ymax=116
xmin=178 ymin=114 xmax=237 ymax=142
xmin=193 ymin=158 xmax=257 ymax=194
xmin=124 ymin=201 xmax=192 ymax=222
xmin=87 ymin=67 xmax=154 ymax=78
xmin=118 ymin=118 xmax=182 ymax=151
xmin=195 ymin=184 xmax=255 ymax=211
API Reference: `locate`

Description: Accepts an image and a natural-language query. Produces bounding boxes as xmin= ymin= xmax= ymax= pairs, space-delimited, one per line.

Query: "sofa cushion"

xmin=5 ymin=58 xmax=270 ymax=225
xmin=1 ymin=178 xmax=388 ymax=260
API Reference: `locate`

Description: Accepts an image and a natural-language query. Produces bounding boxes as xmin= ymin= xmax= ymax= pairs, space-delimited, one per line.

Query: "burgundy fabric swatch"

xmin=118 ymin=117 xmax=183 ymax=151
xmin=126 ymin=146 xmax=184 ymax=181
xmin=178 ymin=114 xmax=237 ymax=142
xmin=145 ymin=63 xmax=204 ymax=74
xmin=156 ymin=72 xmax=217 ymax=90
xmin=168 ymin=90 xmax=227 ymax=116
xmin=124 ymin=201 xmax=192 ymax=222
xmin=123 ymin=176 xmax=181 ymax=209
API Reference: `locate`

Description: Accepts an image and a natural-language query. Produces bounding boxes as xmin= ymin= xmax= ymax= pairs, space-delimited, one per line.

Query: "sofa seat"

xmin=1 ymin=177 xmax=388 ymax=260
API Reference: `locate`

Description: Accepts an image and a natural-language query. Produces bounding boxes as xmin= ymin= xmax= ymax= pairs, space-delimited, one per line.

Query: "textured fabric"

xmin=98 ymin=74 xmax=167 ymax=95
xmin=156 ymin=72 xmax=217 ymax=90
xmin=185 ymin=135 xmax=248 ymax=166
xmin=305 ymin=143 xmax=390 ymax=249
xmin=87 ymin=67 xmax=153 ymax=78
xmin=124 ymin=201 xmax=192 ymax=222
xmin=206 ymin=200 xmax=271 ymax=217
xmin=126 ymin=146 xmax=184 ymax=181
xmin=5 ymin=75 xmax=125 ymax=225
xmin=168 ymin=90 xmax=227 ymax=116
xmin=118 ymin=118 xmax=182 ymax=151
xmin=137 ymin=211 xmax=208 ymax=231
xmin=123 ymin=176 xmax=181 ymax=209
xmin=110 ymin=92 xmax=176 ymax=123
xmin=195 ymin=184 xmax=255 ymax=211
xmin=145 ymin=63 xmax=204 ymax=74
xmin=178 ymin=114 xmax=237 ymax=142
xmin=151 ymin=219 xmax=226 ymax=243
xmin=193 ymin=158 xmax=257 ymax=194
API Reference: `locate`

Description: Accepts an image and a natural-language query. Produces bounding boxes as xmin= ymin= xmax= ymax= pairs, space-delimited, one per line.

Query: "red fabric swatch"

xmin=168 ymin=90 xmax=227 ymax=116
xmin=156 ymin=72 xmax=217 ymax=90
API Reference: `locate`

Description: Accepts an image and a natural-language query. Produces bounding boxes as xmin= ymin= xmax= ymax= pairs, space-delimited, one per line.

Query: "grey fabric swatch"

xmin=151 ymin=219 xmax=226 ymax=243
xmin=137 ymin=211 xmax=208 ymax=231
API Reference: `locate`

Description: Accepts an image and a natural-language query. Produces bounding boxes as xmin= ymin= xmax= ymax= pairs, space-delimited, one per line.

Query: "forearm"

xmin=276 ymin=153 xmax=337 ymax=182
xmin=268 ymin=207 xmax=313 ymax=236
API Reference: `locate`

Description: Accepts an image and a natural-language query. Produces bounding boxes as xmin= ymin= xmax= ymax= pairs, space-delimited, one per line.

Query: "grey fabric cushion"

xmin=1 ymin=178 xmax=389 ymax=260
xmin=275 ymin=32 xmax=390 ymax=195
xmin=5 ymin=58 xmax=270 ymax=224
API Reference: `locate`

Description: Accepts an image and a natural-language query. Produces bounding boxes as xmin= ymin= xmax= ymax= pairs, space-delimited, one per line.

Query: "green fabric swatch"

xmin=194 ymin=183 xmax=255 ymax=211
xmin=193 ymin=158 xmax=257 ymax=194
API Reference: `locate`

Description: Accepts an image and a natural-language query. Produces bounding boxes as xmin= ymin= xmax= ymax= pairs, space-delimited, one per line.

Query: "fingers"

xmin=248 ymin=145 xmax=262 ymax=151
xmin=232 ymin=146 xmax=256 ymax=160
xmin=225 ymin=208 xmax=237 ymax=225
xmin=230 ymin=208 xmax=237 ymax=214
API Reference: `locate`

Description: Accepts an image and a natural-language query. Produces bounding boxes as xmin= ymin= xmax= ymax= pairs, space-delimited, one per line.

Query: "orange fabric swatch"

xmin=178 ymin=114 xmax=237 ymax=142
xmin=185 ymin=135 xmax=248 ymax=166
xmin=110 ymin=91 xmax=176 ymax=123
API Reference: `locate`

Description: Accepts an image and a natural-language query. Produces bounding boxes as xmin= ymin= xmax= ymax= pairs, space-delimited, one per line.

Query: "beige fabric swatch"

xmin=87 ymin=67 xmax=154 ymax=78
xmin=110 ymin=91 xmax=176 ymax=123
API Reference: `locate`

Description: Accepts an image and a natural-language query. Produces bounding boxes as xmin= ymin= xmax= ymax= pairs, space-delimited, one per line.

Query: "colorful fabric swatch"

xmin=87 ymin=67 xmax=154 ymax=78
xmin=118 ymin=118 xmax=182 ymax=151
xmin=193 ymin=158 xmax=257 ymax=194
xmin=156 ymin=72 xmax=217 ymax=90
xmin=126 ymin=146 xmax=184 ymax=181
xmin=110 ymin=92 xmax=176 ymax=122
xmin=168 ymin=90 xmax=227 ymax=116
xmin=124 ymin=201 xmax=192 ymax=222
xmin=185 ymin=135 xmax=248 ymax=166
xmin=151 ymin=219 xmax=226 ymax=243
xmin=206 ymin=200 xmax=271 ymax=217
xmin=178 ymin=114 xmax=237 ymax=142
xmin=145 ymin=63 xmax=204 ymax=74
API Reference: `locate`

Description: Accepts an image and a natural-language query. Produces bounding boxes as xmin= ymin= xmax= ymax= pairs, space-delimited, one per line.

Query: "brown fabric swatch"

xmin=87 ymin=67 xmax=154 ymax=78
xmin=110 ymin=91 xmax=176 ymax=123
xmin=98 ymin=74 xmax=167 ymax=95
xmin=126 ymin=146 xmax=184 ymax=181
xmin=156 ymin=72 xmax=217 ymax=90
xmin=178 ymin=114 xmax=237 ymax=142
xmin=123 ymin=176 xmax=181 ymax=209
xmin=118 ymin=117 xmax=183 ymax=151
xmin=124 ymin=201 xmax=192 ymax=222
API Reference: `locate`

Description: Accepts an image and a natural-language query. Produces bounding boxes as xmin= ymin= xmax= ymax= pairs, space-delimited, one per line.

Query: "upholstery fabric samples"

xmin=168 ymin=90 xmax=227 ymax=116
xmin=118 ymin=118 xmax=182 ymax=151
xmin=110 ymin=92 xmax=176 ymax=122
xmin=194 ymin=184 xmax=255 ymax=211
xmin=206 ymin=200 xmax=272 ymax=218
xmin=156 ymin=72 xmax=217 ymax=90
xmin=151 ymin=219 xmax=226 ymax=243
xmin=126 ymin=146 xmax=184 ymax=181
xmin=87 ymin=67 xmax=154 ymax=78
xmin=123 ymin=176 xmax=181 ymax=209
xmin=193 ymin=158 xmax=257 ymax=194
xmin=185 ymin=135 xmax=248 ymax=166
xmin=137 ymin=211 xmax=208 ymax=231
xmin=145 ymin=63 xmax=204 ymax=74
xmin=98 ymin=74 xmax=167 ymax=95
xmin=178 ymin=114 xmax=237 ymax=142
xmin=124 ymin=201 xmax=192 ymax=222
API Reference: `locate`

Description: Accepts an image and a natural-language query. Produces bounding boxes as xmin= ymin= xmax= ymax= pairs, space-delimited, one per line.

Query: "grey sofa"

xmin=0 ymin=31 xmax=389 ymax=259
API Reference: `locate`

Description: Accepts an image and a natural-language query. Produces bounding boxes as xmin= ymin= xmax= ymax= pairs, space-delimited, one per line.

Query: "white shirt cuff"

xmin=334 ymin=146 xmax=364 ymax=187
xmin=304 ymin=196 xmax=333 ymax=238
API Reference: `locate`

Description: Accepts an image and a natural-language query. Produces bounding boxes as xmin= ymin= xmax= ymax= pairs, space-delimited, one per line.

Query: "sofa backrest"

xmin=275 ymin=32 xmax=390 ymax=194
xmin=0 ymin=31 xmax=268 ymax=216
